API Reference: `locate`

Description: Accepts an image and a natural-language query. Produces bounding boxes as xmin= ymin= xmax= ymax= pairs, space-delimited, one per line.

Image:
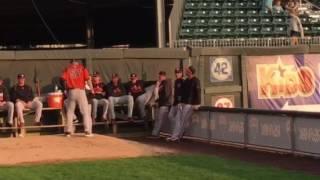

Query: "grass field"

xmin=0 ymin=155 xmax=317 ymax=180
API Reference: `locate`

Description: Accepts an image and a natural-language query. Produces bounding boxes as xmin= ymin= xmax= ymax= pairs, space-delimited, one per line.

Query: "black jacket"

xmin=106 ymin=82 xmax=127 ymax=97
xmin=10 ymin=84 xmax=34 ymax=103
xmin=182 ymin=77 xmax=201 ymax=105
xmin=0 ymin=85 xmax=10 ymax=102
xmin=173 ymin=78 xmax=184 ymax=106
xmin=126 ymin=80 xmax=145 ymax=100
xmin=156 ymin=79 xmax=172 ymax=107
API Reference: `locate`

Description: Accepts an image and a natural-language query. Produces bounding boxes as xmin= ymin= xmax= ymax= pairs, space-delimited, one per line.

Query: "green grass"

xmin=0 ymin=155 xmax=318 ymax=180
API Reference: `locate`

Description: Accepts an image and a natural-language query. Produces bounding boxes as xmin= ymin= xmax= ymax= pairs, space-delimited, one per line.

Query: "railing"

xmin=169 ymin=0 xmax=186 ymax=48
xmin=173 ymin=36 xmax=320 ymax=48
xmin=161 ymin=107 xmax=320 ymax=158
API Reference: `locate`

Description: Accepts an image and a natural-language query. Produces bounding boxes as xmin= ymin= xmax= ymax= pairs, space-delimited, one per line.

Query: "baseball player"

xmin=90 ymin=72 xmax=109 ymax=122
xmin=166 ymin=68 xmax=184 ymax=141
xmin=61 ymin=59 xmax=93 ymax=137
xmin=0 ymin=77 xmax=14 ymax=126
xmin=167 ymin=66 xmax=201 ymax=142
xmin=126 ymin=73 xmax=147 ymax=120
xmin=107 ymin=73 xmax=134 ymax=122
xmin=10 ymin=73 xmax=43 ymax=130
xmin=150 ymin=71 xmax=172 ymax=138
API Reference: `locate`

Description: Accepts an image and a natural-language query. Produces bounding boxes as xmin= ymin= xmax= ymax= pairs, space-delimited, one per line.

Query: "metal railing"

xmin=173 ymin=36 xmax=320 ymax=48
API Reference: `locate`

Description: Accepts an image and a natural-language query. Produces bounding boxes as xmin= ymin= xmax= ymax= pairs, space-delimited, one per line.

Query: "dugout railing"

xmin=161 ymin=107 xmax=320 ymax=158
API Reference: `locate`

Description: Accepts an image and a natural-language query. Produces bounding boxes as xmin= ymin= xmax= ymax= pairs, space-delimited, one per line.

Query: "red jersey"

xmin=62 ymin=64 xmax=90 ymax=89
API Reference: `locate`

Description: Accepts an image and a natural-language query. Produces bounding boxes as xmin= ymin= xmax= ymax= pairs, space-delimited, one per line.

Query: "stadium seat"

xmin=274 ymin=25 xmax=288 ymax=37
xmin=221 ymin=27 xmax=236 ymax=38
xmin=181 ymin=19 xmax=195 ymax=27
xmin=312 ymin=25 xmax=320 ymax=35
xmin=248 ymin=17 xmax=260 ymax=25
xmin=248 ymin=26 xmax=261 ymax=37
xmin=222 ymin=9 xmax=235 ymax=17
xmin=235 ymin=10 xmax=247 ymax=17
xmin=210 ymin=2 xmax=222 ymax=9
xmin=207 ymin=27 xmax=222 ymax=38
xmin=222 ymin=2 xmax=236 ymax=9
xmin=247 ymin=9 xmax=259 ymax=17
xmin=303 ymin=26 xmax=313 ymax=36
xmin=208 ymin=18 xmax=222 ymax=26
xmin=222 ymin=18 xmax=235 ymax=26
xmin=209 ymin=10 xmax=222 ymax=17
xmin=260 ymin=17 xmax=273 ymax=25
xmin=183 ymin=11 xmax=195 ymax=18
xmin=180 ymin=28 xmax=193 ymax=39
xmin=185 ymin=2 xmax=198 ymax=10
xmin=273 ymin=17 xmax=287 ymax=25
xmin=261 ymin=26 xmax=274 ymax=37
xmin=235 ymin=26 xmax=249 ymax=38
xmin=196 ymin=10 xmax=209 ymax=18
xmin=235 ymin=17 xmax=248 ymax=26
xmin=193 ymin=28 xmax=207 ymax=38
xmin=259 ymin=9 xmax=272 ymax=17
xmin=195 ymin=19 xmax=208 ymax=27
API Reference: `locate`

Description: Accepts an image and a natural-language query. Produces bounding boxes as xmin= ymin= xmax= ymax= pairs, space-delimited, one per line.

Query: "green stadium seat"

xmin=247 ymin=1 xmax=260 ymax=8
xmin=222 ymin=9 xmax=235 ymax=17
xmin=235 ymin=10 xmax=247 ymax=17
xmin=222 ymin=18 xmax=235 ymax=26
xmin=235 ymin=26 xmax=249 ymax=37
xmin=180 ymin=28 xmax=193 ymax=39
xmin=223 ymin=2 xmax=236 ymax=9
xmin=248 ymin=26 xmax=261 ymax=37
xmin=221 ymin=27 xmax=236 ymax=38
xmin=300 ymin=16 xmax=310 ymax=25
xmin=183 ymin=11 xmax=195 ymax=18
xmin=209 ymin=10 xmax=222 ymax=17
xmin=261 ymin=26 xmax=274 ymax=37
xmin=207 ymin=27 xmax=222 ymax=38
xmin=210 ymin=2 xmax=222 ymax=9
xmin=198 ymin=2 xmax=210 ymax=9
xmin=303 ymin=26 xmax=313 ymax=36
xmin=181 ymin=19 xmax=195 ymax=27
xmin=208 ymin=18 xmax=222 ymax=26
xmin=248 ymin=17 xmax=260 ymax=25
xmin=259 ymin=9 xmax=272 ymax=17
xmin=260 ymin=17 xmax=273 ymax=25
xmin=236 ymin=2 xmax=248 ymax=9
xmin=247 ymin=9 xmax=259 ymax=17
xmin=235 ymin=17 xmax=248 ymax=25
xmin=193 ymin=28 xmax=207 ymax=38
xmin=185 ymin=2 xmax=198 ymax=10
xmin=312 ymin=25 xmax=320 ymax=35
xmin=274 ymin=25 xmax=288 ymax=37
xmin=273 ymin=17 xmax=287 ymax=25
xmin=273 ymin=10 xmax=288 ymax=17
xmin=196 ymin=10 xmax=209 ymax=18
xmin=195 ymin=19 xmax=208 ymax=27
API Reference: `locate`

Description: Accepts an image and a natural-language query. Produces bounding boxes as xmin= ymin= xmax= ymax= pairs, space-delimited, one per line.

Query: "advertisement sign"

xmin=246 ymin=54 xmax=320 ymax=112
xmin=212 ymin=95 xmax=235 ymax=108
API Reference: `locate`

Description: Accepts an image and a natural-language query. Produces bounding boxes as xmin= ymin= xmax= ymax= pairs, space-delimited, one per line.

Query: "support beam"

xmin=156 ymin=0 xmax=166 ymax=48
xmin=86 ymin=5 xmax=95 ymax=49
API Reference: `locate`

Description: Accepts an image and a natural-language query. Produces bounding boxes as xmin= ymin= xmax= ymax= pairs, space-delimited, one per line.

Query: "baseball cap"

xmin=17 ymin=73 xmax=25 ymax=79
xmin=130 ymin=73 xmax=137 ymax=78
xmin=111 ymin=73 xmax=119 ymax=78
xmin=174 ymin=68 xmax=183 ymax=73
xmin=92 ymin=72 xmax=100 ymax=77
xmin=158 ymin=71 xmax=166 ymax=76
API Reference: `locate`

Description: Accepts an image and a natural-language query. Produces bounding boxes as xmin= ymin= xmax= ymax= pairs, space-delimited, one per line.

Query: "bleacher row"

xmin=179 ymin=0 xmax=320 ymax=39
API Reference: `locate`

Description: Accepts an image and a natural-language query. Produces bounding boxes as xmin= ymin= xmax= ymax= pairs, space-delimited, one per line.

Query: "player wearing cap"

xmin=126 ymin=73 xmax=147 ymax=120
xmin=90 ymin=72 xmax=109 ymax=122
xmin=10 ymin=73 xmax=43 ymax=130
xmin=166 ymin=68 xmax=184 ymax=141
xmin=61 ymin=59 xmax=93 ymax=137
xmin=150 ymin=71 xmax=172 ymax=138
xmin=107 ymin=73 xmax=134 ymax=122
xmin=0 ymin=77 xmax=14 ymax=126
xmin=167 ymin=66 xmax=201 ymax=142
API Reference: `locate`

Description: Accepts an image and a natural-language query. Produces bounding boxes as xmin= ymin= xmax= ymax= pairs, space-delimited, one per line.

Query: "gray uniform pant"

xmin=135 ymin=93 xmax=147 ymax=118
xmin=66 ymin=89 xmax=92 ymax=134
xmin=108 ymin=95 xmax=134 ymax=120
xmin=0 ymin=102 xmax=14 ymax=124
xmin=171 ymin=104 xmax=193 ymax=139
xmin=91 ymin=98 xmax=109 ymax=120
xmin=15 ymin=99 xmax=43 ymax=123
xmin=152 ymin=106 xmax=169 ymax=136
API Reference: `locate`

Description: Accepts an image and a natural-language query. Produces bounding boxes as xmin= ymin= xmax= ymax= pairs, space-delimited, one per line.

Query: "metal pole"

xmin=86 ymin=5 xmax=95 ymax=48
xmin=156 ymin=0 xmax=166 ymax=48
